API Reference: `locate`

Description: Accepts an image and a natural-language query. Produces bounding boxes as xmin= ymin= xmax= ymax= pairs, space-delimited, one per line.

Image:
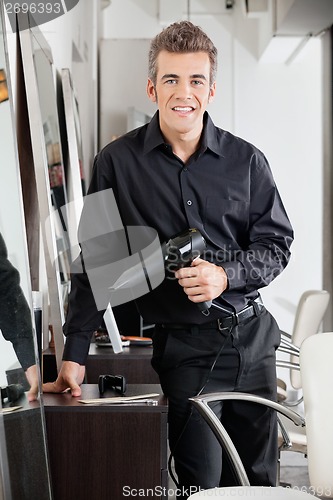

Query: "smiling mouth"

xmin=172 ymin=106 xmax=195 ymax=113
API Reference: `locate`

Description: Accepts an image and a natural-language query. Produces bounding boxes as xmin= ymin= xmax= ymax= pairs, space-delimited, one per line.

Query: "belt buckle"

xmin=217 ymin=318 xmax=225 ymax=331
xmin=217 ymin=315 xmax=238 ymax=330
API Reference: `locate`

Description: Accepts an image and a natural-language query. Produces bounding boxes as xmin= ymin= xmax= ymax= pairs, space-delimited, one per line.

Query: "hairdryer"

xmin=163 ymin=228 xmax=212 ymax=314
xmin=110 ymin=228 xmax=212 ymax=314
xmin=1 ymin=383 xmax=25 ymax=404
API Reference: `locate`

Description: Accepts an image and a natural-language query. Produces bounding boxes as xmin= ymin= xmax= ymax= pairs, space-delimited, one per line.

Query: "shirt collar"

xmin=143 ymin=110 xmax=223 ymax=157
xmin=201 ymin=112 xmax=224 ymax=157
xmin=143 ymin=112 xmax=165 ymax=154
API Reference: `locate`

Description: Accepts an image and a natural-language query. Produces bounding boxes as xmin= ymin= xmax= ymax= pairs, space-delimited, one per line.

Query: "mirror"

xmin=57 ymin=67 xmax=86 ymax=261
xmin=0 ymin=4 xmax=52 ymax=499
xmin=61 ymin=67 xmax=86 ymax=200
xmin=17 ymin=13 xmax=71 ymax=369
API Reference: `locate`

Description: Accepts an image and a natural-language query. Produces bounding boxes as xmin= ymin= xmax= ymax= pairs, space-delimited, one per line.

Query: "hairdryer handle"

xmin=197 ymin=300 xmax=212 ymax=315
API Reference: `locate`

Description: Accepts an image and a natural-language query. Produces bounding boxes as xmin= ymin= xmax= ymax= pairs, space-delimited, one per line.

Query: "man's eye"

xmin=192 ymin=80 xmax=204 ymax=86
xmin=165 ymin=79 xmax=177 ymax=84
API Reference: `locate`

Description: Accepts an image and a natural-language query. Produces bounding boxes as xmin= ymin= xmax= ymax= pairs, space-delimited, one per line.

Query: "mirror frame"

xmin=17 ymin=12 xmax=65 ymax=370
xmin=0 ymin=4 xmax=53 ymax=499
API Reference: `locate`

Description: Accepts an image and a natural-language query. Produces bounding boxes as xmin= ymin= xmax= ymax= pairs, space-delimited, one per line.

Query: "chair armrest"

xmin=276 ymin=360 xmax=300 ymax=371
xmin=278 ymin=337 xmax=300 ymax=354
xmin=280 ymin=330 xmax=292 ymax=341
xmin=189 ymin=392 xmax=305 ymax=487
xmin=278 ymin=346 xmax=300 ymax=357
xmin=275 ymin=361 xmax=303 ymax=405
xmin=275 ymin=368 xmax=304 ymax=407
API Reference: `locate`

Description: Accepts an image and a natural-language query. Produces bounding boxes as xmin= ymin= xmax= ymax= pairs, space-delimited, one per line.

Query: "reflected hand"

xmin=42 ymin=360 xmax=85 ymax=397
xmin=25 ymin=364 xmax=39 ymax=402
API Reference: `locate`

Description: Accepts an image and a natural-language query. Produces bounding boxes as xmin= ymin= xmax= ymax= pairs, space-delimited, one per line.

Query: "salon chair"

xmin=299 ymin=332 xmax=333 ymax=495
xmin=276 ymin=290 xmax=329 ymax=460
xmin=188 ymin=332 xmax=333 ymax=498
xmin=276 ymin=289 xmax=330 ymax=404
xmin=188 ymin=392 xmax=315 ymax=499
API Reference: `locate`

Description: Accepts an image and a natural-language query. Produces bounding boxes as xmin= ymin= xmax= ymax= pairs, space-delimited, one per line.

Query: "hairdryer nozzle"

xmin=164 ymin=228 xmax=206 ymax=272
xmin=164 ymin=228 xmax=212 ymax=315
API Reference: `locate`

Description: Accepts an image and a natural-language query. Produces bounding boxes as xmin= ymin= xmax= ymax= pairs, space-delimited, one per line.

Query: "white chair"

xmin=188 ymin=392 xmax=316 ymax=498
xmin=300 ymin=332 xmax=333 ymax=496
xmin=276 ymin=291 xmax=330 ymax=459
xmin=188 ymin=333 xmax=333 ymax=499
xmin=277 ymin=289 xmax=330 ymax=404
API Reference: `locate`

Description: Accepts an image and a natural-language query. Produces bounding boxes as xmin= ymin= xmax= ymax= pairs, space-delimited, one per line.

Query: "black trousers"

xmin=151 ymin=308 xmax=281 ymax=498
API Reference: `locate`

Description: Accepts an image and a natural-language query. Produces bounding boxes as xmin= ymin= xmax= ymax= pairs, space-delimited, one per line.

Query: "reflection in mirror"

xmin=58 ymin=67 xmax=86 ymax=261
xmin=61 ymin=68 xmax=86 ymax=199
xmin=0 ymin=4 xmax=52 ymax=499
xmin=35 ymin=49 xmax=68 ymax=212
xmin=18 ymin=13 xmax=70 ymax=369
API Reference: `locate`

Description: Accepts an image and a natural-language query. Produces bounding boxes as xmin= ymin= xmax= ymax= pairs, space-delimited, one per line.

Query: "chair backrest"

xmin=300 ymin=332 xmax=333 ymax=496
xmin=188 ymin=393 xmax=313 ymax=499
xmin=291 ymin=290 xmax=330 ymax=389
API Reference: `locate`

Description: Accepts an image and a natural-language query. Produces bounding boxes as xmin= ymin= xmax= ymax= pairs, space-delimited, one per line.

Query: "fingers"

xmin=175 ymin=259 xmax=228 ymax=301
xmin=42 ymin=361 xmax=85 ymax=397
xmin=42 ymin=380 xmax=82 ymax=397
xmin=26 ymin=386 xmax=39 ymax=402
xmin=175 ymin=268 xmax=198 ymax=283
xmin=69 ymin=383 xmax=82 ymax=397
xmin=25 ymin=365 xmax=39 ymax=401
xmin=175 ymin=260 xmax=208 ymax=288
xmin=66 ymin=364 xmax=85 ymax=396
xmin=42 ymin=381 xmax=67 ymax=393
xmin=175 ymin=258 xmax=206 ymax=280
xmin=190 ymin=257 xmax=204 ymax=267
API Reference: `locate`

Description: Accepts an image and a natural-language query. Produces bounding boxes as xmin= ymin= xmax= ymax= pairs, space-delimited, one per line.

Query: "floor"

xmin=168 ymin=451 xmax=310 ymax=498
xmin=280 ymin=451 xmax=310 ymax=490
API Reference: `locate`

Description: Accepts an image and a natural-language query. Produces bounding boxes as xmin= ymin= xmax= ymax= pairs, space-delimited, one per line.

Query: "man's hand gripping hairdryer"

xmin=162 ymin=228 xmax=212 ymax=315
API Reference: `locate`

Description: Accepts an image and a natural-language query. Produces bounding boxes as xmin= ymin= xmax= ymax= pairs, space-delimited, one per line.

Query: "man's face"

xmin=147 ymin=50 xmax=216 ymax=138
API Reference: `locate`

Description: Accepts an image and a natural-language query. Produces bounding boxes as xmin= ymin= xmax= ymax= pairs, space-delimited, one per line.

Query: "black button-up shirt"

xmin=0 ymin=233 xmax=36 ymax=370
xmin=63 ymin=112 xmax=293 ymax=364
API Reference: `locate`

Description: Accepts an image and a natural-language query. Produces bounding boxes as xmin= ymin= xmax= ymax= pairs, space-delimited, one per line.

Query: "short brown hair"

xmin=148 ymin=20 xmax=218 ymax=86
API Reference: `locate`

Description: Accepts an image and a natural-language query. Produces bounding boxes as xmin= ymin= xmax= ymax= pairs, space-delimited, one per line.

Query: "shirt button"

xmin=187 ymin=200 xmax=192 ymax=206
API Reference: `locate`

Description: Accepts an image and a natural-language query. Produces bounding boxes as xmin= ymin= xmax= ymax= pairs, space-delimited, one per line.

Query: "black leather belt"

xmin=159 ymin=300 xmax=265 ymax=331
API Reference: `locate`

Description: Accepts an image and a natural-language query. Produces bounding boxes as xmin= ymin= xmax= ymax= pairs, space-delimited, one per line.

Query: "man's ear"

xmin=208 ymin=82 xmax=216 ymax=103
xmin=147 ymin=79 xmax=157 ymax=103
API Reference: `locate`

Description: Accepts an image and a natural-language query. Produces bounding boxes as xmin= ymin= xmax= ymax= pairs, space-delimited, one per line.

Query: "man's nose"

xmin=175 ymin=81 xmax=192 ymax=99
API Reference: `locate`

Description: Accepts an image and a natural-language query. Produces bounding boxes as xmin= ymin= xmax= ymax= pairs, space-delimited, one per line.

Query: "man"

xmin=0 ymin=232 xmax=39 ymax=401
xmin=44 ymin=21 xmax=293 ymax=496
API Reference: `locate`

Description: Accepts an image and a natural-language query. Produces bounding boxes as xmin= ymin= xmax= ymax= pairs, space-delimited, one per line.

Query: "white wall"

xmin=101 ymin=0 xmax=324 ymax=339
xmin=232 ymin=3 xmax=323 ymax=332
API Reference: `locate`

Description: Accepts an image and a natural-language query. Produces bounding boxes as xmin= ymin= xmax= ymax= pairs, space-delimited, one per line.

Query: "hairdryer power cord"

xmin=167 ymin=326 xmax=233 ymax=489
